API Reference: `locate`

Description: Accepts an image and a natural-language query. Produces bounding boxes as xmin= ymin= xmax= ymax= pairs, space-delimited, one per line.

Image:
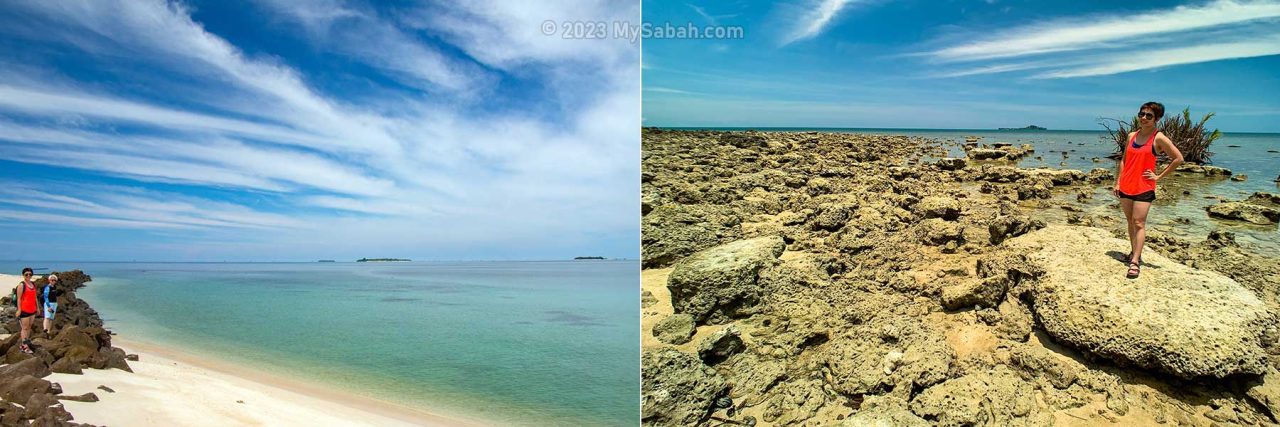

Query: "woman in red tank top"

xmin=1113 ymin=102 xmax=1183 ymax=279
xmin=14 ymin=267 xmax=39 ymax=354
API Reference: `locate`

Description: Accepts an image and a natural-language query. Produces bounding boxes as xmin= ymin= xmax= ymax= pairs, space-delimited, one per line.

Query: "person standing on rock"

xmin=41 ymin=273 xmax=61 ymax=338
xmin=13 ymin=267 xmax=39 ymax=354
xmin=1113 ymin=101 xmax=1183 ymax=278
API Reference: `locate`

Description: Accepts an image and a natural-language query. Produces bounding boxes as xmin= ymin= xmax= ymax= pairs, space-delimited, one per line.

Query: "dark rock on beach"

xmin=58 ymin=392 xmax=98 ymax=403
xmin=0 ymin=270 xmax=130 ymax=426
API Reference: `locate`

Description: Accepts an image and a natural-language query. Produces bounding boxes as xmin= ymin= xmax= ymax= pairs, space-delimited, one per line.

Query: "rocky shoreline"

xmin=641 ymin=129 xmax=1280 ymax=426
xmin=1 ymin=271 xmax=133 ymax=426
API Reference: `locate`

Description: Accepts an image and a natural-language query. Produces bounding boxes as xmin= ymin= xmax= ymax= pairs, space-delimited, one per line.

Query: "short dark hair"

xmin=21 ymin=267 xmax=33 ymax=275
xmin=1141 ymin=101 xmax=1165 ymax=120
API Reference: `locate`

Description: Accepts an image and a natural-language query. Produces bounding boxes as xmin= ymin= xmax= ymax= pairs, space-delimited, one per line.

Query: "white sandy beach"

xmin=3 ymin=274 xmax=482 ymax=427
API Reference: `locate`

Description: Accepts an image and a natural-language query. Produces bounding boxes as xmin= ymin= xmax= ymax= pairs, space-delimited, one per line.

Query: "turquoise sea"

xmin=1 ymin=260 xmax=639 ymax=426
xmin=677 ymin=128 xmax=1280 ymax=255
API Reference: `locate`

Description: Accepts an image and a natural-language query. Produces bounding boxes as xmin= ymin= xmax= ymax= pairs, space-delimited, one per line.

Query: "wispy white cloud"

xmin=1034 ymin=36 xmax=1280 ymax=78
xmin=644 ymin=86 xmax=694 ymax=94
xmin=687 ymin=4 xmax=737 ymax=26
xmin=252 ymin=0 xmax=492 ymax=93
xmin=0 ymin=85 xmax=327 ymax=148
xmin=924 ymin=0 xmax=1280 ymax=78
xmin=0 ymin=183 xmax=303 ymax=231
xmin=0 ymin=209 xmax=198 ymax=230
xmin=407 ymin=0 xmax=639 ymax=70
xmin=0 ymin=119 xmax=393 ymax=196
xmin=930 ymin=0 xmax=1280 ymax=62
xmin=0 ymin=0 xmax=639 ymax=260
xmin=780 ymin=0 xmax=861 ymax=46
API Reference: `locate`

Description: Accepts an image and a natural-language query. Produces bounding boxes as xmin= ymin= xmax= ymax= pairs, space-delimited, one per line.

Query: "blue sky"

xmin=643 ymin=0 xmax=1280 ymax=131
xmin=0 ymin=0 xmax=639 ymax=261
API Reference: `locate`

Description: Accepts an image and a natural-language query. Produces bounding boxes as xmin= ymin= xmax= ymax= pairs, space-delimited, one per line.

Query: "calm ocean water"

xmin=2 ymin=260 xmax=639 ymax=426
xmin=676 ymin=128 xmax=1280 ymax=255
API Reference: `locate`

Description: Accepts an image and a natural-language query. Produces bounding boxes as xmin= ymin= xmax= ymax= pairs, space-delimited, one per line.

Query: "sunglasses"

xmin=1137 ymin=111 xmax=1155 ymax=120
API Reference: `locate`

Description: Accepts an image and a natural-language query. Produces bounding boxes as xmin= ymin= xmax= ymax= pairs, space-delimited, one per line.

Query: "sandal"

xmin=1126 ymin=261 xmax=1141 ymax=279
xmin=19 ymin=343 xmax=33 ymax=355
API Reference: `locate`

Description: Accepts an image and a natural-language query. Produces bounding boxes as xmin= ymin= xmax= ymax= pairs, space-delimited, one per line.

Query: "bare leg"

xmin=1120 ymin=198 xmax=1135 ymax=252
xmin=43 ymin=316 xmax=51 ymax=335
xmin=19 ymin=316 xmax=32 ymax=343
xmin=1130 ymin=201 xmax=1152 ymax=264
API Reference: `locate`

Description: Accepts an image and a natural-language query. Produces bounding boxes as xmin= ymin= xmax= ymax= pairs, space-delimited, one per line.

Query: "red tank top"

xmin=18 ymin=282 xmax=37 ymax=313
xmin=1118 ymin=131 xmax=1158 ymax=195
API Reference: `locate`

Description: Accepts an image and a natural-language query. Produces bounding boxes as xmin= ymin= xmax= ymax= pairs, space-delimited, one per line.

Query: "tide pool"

xmin=3 ymin=260 xmax=639 ymax=426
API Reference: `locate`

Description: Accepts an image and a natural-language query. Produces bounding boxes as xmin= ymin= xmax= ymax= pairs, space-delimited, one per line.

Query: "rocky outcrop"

xmin=667 ymin=236 xmax=785 ymax=324
xmin=1025 ymin=168 xmax=1085 ymax=186
xmin=1001 ymin=226 xmax=1272 ymax=378
xmin=966 ymin=144 xmax=1031 ymax=161
xmin=0 ymin=270 xmax=130 ymax=426
xmin=917 ymin=218 xmax=964 ymax=247
xmin=642 ymin=129 xmax=1280 ymax=426
xmin=697 ymin=326 xmax=745 ymax=365
xmin=823 ymin=317 xmax=952 ymax=396
xmin=641 ymin=204 xmax=743 ymax=268
xmin=908 ymin=368 xmax=1041 ymax=426
xmin=1176 ymin=164 xmax=1232 ymax=176
xmin=1014 ymin=175 xmax=1053 ymax=200
xmin=1248 ymin=367 xmax=1280 ymax=421
xmin=987 ymin=215 xmax=1044 ymax=245
xmin=934 ymin=157 xmax=966 ymax=171
xmin=940 ymin=276 xmax=1007 ymax=310
xmin=842 ymin=395 xmax=928 ymax=426
xmin=641 ymin=348 xmax=728 ymax=427
xmin=719 ymin=132 xmax=768 ymax=148
xmin=1206 ymin=200 xmax=1280 ymax=225
xmin=916 ymin=196 xmax=959 ymax=220
xmin=1249 ymin=192 xmax=1280 ymax=205
xmin=652 ymin=314 xmax=696 ymax=345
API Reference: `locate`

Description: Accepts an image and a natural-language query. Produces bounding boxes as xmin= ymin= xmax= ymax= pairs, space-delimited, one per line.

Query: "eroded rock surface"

xmin=641 ymin=130 xmax=1280 ymax=426
xmin=1002 ymin=225 xmax=1272 ymax=378
xmin=641 ymin=347 xmax=728 ymax=427
xmin=667 ymin=236 xmax=785 ymax=324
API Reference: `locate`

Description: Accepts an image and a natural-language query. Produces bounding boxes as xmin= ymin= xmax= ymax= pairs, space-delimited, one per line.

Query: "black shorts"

xmin=18 ymin=310 xmax=38 ymax=319
xmin=1118 ymin=190 xmax=1156 ymax=203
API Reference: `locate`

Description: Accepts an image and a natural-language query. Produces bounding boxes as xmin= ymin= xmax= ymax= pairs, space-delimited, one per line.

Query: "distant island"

xmin=998 ymin=125 xmax=1048 ymax=131
xmin=317 ymin=260 xmax=336 ymax=263
xmin=356 ymin=258 xmax=411 ymax=262
xmin=574 ymin=256 xmax=606 ymax=260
